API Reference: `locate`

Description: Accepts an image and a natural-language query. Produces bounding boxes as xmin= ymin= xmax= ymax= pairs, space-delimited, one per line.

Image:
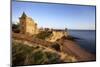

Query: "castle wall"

xmin=20 ymin=16 xmax=38 ymax=35
xmin=25 ymin=18 xmax=38 ymax=35
xmin=19 ymin=12 xmax=68 ymax=41
xmin=19 ymin=18 xmax=26 ymax=34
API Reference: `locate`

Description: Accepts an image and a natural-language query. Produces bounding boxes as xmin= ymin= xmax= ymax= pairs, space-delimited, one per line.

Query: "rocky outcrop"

xmin=46 ymin=30 xmax=68 ymax=42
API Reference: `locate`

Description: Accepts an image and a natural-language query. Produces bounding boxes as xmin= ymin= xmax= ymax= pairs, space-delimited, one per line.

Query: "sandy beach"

xmin=59 ymin=39 xmax=96 ymax=62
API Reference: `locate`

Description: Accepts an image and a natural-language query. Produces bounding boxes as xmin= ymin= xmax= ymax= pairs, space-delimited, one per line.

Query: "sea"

xmin=68 ymin=30 xmax=96 ymax=54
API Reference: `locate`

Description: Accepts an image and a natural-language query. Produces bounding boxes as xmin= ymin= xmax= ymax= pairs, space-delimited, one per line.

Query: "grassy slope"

xmin=12 ymin=40 xmax=76 ymax=66
xmin=33 ymin=31 xmax=52 ymax=40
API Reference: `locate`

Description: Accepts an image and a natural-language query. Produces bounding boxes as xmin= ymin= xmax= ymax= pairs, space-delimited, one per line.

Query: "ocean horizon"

xmin=68 ymin=30 xmax=96 ymax=54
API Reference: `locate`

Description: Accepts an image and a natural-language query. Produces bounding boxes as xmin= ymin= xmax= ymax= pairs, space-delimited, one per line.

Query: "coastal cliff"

xmin=12 ymin=33 xmax=77 ymax=65
xmin=12 ymin=12 xmax=95 ymax=66
xmin=12 ymin=33 xmax=95 ymax=65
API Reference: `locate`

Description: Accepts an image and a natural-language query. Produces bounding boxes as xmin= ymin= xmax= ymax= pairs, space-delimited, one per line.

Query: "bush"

xmin=51 ymin=43 xmax=61 ymax=52
xmin=12 ymin=42 xmax=33 ymax=65
xmin=45 ymin=51 xmax=61 ymax=63
xmin=12 ymin=41 xmax=76 ymax=66
xmin=35 ymin=31 xmax=52 ymax=39
xmin=12 ymin=42 xmax=61 ymax=65
xmin=12 ymin=23 xmax=20 ymax=33
xmin=30 ymin=50 xmax=47 ymax=64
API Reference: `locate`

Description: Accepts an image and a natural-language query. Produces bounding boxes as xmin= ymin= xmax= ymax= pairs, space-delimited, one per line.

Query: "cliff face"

xmin=46 ymin=31 xmax=68 ymax=42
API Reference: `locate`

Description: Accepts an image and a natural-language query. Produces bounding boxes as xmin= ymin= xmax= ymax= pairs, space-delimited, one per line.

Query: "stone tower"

xmin=19 ymin=12 xmax=38 ymax=35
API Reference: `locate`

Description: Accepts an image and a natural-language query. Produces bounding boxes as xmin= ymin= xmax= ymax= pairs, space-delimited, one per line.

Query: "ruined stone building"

xmin=19 ymin=12 xmax=68 ymax=42
xmin=19 ymin=12 xmax=39 ymax=35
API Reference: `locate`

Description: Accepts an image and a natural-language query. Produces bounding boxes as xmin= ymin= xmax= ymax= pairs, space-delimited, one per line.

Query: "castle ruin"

xmin=19 ymin=12 xmax=68 ymax=42
xmin=19 ymin=12 xmax=39 ymax=35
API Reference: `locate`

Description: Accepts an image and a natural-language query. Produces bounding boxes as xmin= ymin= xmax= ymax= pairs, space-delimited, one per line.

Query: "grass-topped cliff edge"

xmin=12 ymin=40 xmax=77 ymax=66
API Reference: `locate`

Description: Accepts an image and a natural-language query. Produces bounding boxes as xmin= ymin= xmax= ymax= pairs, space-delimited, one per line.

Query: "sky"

xmin=12 ymin=1 xmax=96 ymax=30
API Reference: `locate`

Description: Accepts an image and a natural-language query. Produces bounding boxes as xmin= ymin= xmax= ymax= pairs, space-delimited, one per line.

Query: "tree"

xmin=12 ymin=23 xmax=20 ymax=33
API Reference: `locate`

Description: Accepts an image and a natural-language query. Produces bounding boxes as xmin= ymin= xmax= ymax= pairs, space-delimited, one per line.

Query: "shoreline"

xmin=12 ymin=33 xmax=96 ymax=62
xmin=64 ymin=35 xmax=96 ymax=54
xmin=58 ymin=37 xmax=96 ymax=61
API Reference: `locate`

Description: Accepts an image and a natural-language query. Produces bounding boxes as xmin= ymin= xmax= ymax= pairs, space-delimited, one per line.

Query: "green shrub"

xmin=35 ymin=31 xmax=52 ymax=39
xmin=45 ymin=51 xmax=61 ymax=63
xmin=12 ymin=23 xmax=20 ymax=33
xmin=12 ymin=42 xmax=33 ymax=65
xmin=12 ymin=41 xmax=75 ymax=66
xmin=51 ymin=43 xmax=61 ymax=52
xmin=30 ymin=50 xmax=47 ymax=64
